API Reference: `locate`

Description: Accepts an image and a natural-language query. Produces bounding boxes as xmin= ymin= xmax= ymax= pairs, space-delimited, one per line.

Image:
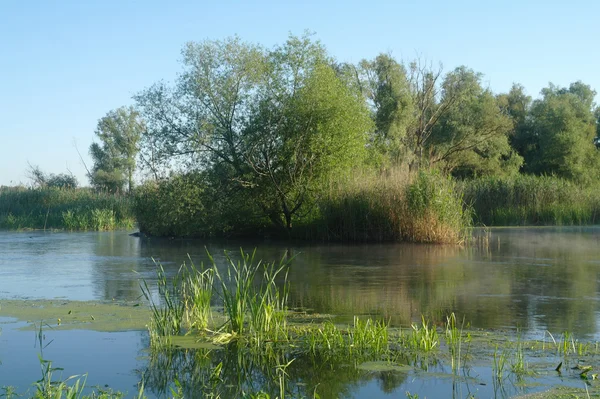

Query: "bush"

xmin=134 ymin=173 xmax=209 ymax=237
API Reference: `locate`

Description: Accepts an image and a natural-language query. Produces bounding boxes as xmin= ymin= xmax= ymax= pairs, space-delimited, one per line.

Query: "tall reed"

xmin=142 ymin=249 xmax=292 ymax=347
xmin=461 ymin=175 xmax=600 ymax=226
xmin=305 ymin=169 xmax=469 ymax=244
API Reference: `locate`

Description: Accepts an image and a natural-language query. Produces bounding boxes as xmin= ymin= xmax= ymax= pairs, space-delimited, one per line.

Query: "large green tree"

xmin=89 ymin=106 xmax=144 ymax=193
xmin=136 ymin=34 xmax=373 ymax=232
xmin=497 ymin=83 xmax=533 ymax=163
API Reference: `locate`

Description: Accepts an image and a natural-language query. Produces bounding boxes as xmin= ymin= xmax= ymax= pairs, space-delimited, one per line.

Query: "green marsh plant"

xmin=140 ymin=262 xmax=185 ymax=346
xmin=445 ymin=313 xmax=470 ymax=373
xmin=212 ymin=249 xmax=291 ymax=340
xmin=406 ymin=316 xmax=439 ymax=352
xmin=0 ymin=186 xmax=134 ymax=231
xmin=181 ymin=257 xmax=214 ymax=332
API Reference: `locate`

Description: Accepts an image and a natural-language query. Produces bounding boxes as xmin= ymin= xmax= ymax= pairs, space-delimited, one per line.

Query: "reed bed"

xmin=0 ymin=186 xmax=135 ymax=230
xmin=303 ymin=169 xmax=470 ymax=244
xmin=461 ymin=175 xmax=600 ymax=226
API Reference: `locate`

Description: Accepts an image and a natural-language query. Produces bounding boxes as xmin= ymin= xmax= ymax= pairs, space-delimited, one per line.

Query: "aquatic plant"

xmin=140 ymin=263 xmax=185 ymax=346
xmin=181 ymin=258 xmax=214 ymax=332
xmin=307 ymin=168 xmax=470 ymax=244
xmin=445 ymin=312 xmax=470 ymax=373
xmin=142 ymin=249 xmax=292 ymax=347
xmin=404 ymin=316 xmax=439 ymax=352
xmin=212 ymin=249 xmax=291 ymax=339
xmin=349 ymin=316 xmax=389 ymax=356
xmin=492 ymin=344 xmax=508 ymax=381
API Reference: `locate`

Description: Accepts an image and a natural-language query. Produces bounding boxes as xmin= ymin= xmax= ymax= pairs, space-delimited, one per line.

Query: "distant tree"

xmin=357 ymin=56 xmax=519 ymax=174
xmin=428 ymin=67 xmax=522 ymax=177
xmin=89 ymin=106 xmax=144 ymax=193
xmin=497 ymin=84 xmax=533 ymax=163
xmin=26 ymin=163 xmax=78 ymax=189
xmin=358 ymin=54 xmax=414 ymax=165
xmin=526 ymin=82 xmax=600 ymax=182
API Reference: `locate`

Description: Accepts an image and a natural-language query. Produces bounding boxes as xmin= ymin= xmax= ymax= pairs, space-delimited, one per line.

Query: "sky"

xmin=1 ymin=0 xmax=599 ymax=186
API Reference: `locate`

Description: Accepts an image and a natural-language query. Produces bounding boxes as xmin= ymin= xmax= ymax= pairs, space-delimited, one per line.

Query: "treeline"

xmin=123 ymin=33 xmax=600 ymax=241
xmin=11 ymin=33 xmax=600 ymax=240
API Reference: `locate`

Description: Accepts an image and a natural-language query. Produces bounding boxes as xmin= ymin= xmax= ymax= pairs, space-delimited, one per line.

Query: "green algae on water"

xmin=0 ymin=299 xmax=150 ymax=332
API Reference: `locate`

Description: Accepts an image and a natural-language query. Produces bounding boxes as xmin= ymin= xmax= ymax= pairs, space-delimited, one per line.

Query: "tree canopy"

xmin=136 ymin=34 xmax=373 ymax=231
xmin=89 ymin=106 xmax=144 ymax=193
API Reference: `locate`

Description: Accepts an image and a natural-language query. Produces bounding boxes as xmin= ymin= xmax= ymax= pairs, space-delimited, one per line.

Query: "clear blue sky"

xmin=1 ymin=0 xmax=598 ymax=186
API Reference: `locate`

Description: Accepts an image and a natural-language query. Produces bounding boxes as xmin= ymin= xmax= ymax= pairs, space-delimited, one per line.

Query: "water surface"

xmin=1 ymin=227 xmax=600 ymax=397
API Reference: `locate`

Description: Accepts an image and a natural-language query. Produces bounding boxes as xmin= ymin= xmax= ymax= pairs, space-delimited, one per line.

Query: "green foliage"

xmin=142 ymin=249 xmax=292 ymax=348
xmin=405 ymin=316 xmax=439 ymax=352
xmin=359 ymin=54 xmax=414 ymax=164
xmin=133 ymin=173 xmax=209 ymax=237
xmin=429 ymin=71 xmax=522 ymax=177
xmin=90 ymin=106 xmax=144 ymax=193
xmin=525 ymin=82 xmax=600 ymax=183
xmin=134 ymin=171 xmax=275 ymax=238
xmin=0 ymin=187 xmax=134 ymax=230
xmin=402 ymin=170 xmax=470 ymax=243
xmin=212 ymin=250 xmax=290 ymax=339
xmin=462 ymin=175 xmax=600 ymax=226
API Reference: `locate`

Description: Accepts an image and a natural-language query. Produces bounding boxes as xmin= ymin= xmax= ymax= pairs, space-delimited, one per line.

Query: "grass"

xmin=0 ymin=186 xmax=135 ymax=231
xmin=141 ymin=249 xmax=293 ymax=348
xmin=445 ymin=313 xmax=470 ymax=373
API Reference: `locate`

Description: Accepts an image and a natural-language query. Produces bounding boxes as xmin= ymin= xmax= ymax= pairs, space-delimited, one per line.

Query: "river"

xmin=1 ymin=227 xmax=600 ymax=398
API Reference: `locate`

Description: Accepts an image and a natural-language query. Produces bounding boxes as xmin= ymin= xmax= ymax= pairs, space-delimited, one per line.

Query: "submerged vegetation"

xmin=0 ymin=186 xmax=135 ymax=231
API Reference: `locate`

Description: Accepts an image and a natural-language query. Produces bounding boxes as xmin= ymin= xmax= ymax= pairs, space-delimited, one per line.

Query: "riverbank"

xmin=3 ymin=173 xmax=600 ymax=242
